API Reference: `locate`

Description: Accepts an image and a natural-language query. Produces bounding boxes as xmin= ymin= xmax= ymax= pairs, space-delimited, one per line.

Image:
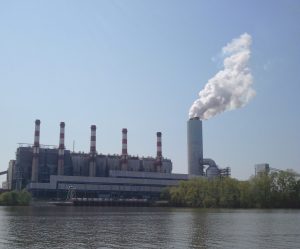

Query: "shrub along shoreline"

xmin=161 ymin=171 xmax=300 ymax=208
xmin=0 ymin=190 xmax=31 ymax=206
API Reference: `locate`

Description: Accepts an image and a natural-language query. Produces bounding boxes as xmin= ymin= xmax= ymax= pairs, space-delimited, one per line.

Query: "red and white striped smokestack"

xmin=57 ymin=122 xmax=65 ymax=175
xmin=90 ymin=125 xmax=96 ymax=154
xmin=34 ymin=120 xmax=40 ymax=147
xmin=156 ymin=132 xmax=162 ymax=172
xmin=31 ymin=119 xmax=40 ymax=182
xmin=89 ymin=125 xmax=97 ymax=177
xmin=121 ymin=128 xmax=128 ymax=171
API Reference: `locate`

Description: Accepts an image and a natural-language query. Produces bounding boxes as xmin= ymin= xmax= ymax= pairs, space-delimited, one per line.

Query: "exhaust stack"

xmin=121 ymin=128 xmax=128 ymax=171
xmin=57 ymin=122 xmax=65 ymax=175
xmin=89 ymin=125 xmax=97 ymax=177
xmin=31 ymin=119 xmax=40 ymax=182
xmin=187 ymin=117 xmax=204 ymax=175
xmin=155 ymin=132 xmax=162 ymax=172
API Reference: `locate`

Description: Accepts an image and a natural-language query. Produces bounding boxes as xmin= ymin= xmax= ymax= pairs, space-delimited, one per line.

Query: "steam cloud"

xmin=189 ymin=33 xmax=255 ymax=120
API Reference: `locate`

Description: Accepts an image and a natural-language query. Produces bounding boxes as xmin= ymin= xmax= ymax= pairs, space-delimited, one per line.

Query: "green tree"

xmin=162 ymin=172 xmax=300 ymax=209
xmin=219 ymin=177 xmax=240 ymax=208
xmin=17 ymin=190 xmax=32 ymax=205
xmin=238 ymin=180 xmax=253 ymax=208
xmin=250 ymin=174 xmax=272 ymax=208
xmin=0 ymin=191 xmax=19 ymax=205
xmin=0 ymin=190 xmax=31 ymax=206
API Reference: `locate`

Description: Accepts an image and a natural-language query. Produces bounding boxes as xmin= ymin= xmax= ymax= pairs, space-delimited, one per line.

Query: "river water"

xmin=0 ymin=206 xmax=299 ymax=249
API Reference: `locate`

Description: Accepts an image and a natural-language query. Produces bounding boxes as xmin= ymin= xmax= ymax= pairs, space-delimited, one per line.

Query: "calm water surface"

xmin=0 ymin=206 xmax=299 ymax=249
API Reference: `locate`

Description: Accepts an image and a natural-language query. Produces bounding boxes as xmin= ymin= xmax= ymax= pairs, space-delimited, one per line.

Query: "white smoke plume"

xmin=189 ymin=33 xmax=255 ymax=120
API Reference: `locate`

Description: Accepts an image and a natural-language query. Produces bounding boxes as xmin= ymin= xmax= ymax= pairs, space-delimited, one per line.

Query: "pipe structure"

xmin=121 ymin=128 xmax=128 ymax=171
xmin=203 ymin=158 xmax=220 ymax=178
xmin=89 ymin=125 xmax=97 ymax=177
xmin=57 ymin=122 xmax=65 ymax=175
xmin=155 ymin=132 xmax=162 ymax=172
xmin=31 ymin=119 xmax=40 ymax=182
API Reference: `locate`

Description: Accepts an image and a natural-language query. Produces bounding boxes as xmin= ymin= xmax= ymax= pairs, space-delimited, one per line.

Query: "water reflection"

xmin=188 ymin=210 xmax=209 ymax=249
xmin=0 ymin=207 xmax=300 ymax=249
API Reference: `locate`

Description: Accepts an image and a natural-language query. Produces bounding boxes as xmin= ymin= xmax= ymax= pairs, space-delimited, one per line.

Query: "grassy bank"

xmin=0 ymin=190 xmax=31 ymax=206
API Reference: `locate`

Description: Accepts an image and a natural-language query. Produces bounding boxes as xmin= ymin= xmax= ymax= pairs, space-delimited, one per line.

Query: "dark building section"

xmin=11 ymin=147 xmax=73 ymax=189
xmin=11 ymin=146 xmax=173 ymax=191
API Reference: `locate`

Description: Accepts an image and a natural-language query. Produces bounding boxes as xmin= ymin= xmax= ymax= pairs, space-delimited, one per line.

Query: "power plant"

xmin=4 ymin=118 xmax=230 ymax=199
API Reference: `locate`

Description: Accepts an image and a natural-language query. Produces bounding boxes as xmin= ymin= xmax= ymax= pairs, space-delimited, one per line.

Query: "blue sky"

xmin=0 ymin=0 xmax=299 ymax=181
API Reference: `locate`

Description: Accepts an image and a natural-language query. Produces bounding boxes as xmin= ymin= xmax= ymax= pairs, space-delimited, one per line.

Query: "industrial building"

xmin=255 ymin=163 xmax=270 ymax=176
xmin=5 ymin=118 xmax=230 ymax=199
xmin=187 ymin=117 xmax=230 ymax=177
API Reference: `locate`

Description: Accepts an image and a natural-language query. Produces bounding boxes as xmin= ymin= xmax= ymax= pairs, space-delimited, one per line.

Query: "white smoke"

xmin=189 ymin=33 xmax=255 ymax=120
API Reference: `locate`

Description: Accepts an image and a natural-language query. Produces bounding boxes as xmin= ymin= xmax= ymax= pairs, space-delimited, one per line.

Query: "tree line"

xmin=0 ymin=190 xmax=31 ymax=206
xmin=161 ymin=170 xmax=300 ymax=208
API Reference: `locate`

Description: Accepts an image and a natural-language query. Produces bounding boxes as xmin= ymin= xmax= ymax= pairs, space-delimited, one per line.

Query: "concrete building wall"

xmin=39 ymin=149 xmax=57 ymax=182
xmin=71 ymin=154 xmax=89 ymax=176
xmin=63 ymin=151 xmax=73 ymax=176
xmin=28 ymin=174 xmax=184 ymax=191
xmin=109 ymin=170 xmax=189 ymax=180
xmin=96 ymin=156 xmax=107 ymax=177
xmin=15 ymin=147 xmax=33 ymax=187
xmin=107 ymin=156 xmax=120 ymax=171
xmin=255 ymin=163 xmax=270 ymax=176
xmin=2 ymin=182 xmax=8 ymax=189
xmin=7 ymin=160 xmax=15 ymax=190
xmin=128 ymin=158 xmax=140 ymax=171
xmin=187 ymin=118 xmax=204 ymax=176
xmin=12 ymin=146 xmax=174 ymax=191
xmin=142 ymin=158 xmax=156 ymax=172
xmin=162 ymin=159 xmax=172 ymax=173
xmin=57 ymin=183 xmax=164 ymax=193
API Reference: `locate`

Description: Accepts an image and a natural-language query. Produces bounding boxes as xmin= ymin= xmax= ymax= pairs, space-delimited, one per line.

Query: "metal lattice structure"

xmin=66 ymin=186 xmax=76 ymax=201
